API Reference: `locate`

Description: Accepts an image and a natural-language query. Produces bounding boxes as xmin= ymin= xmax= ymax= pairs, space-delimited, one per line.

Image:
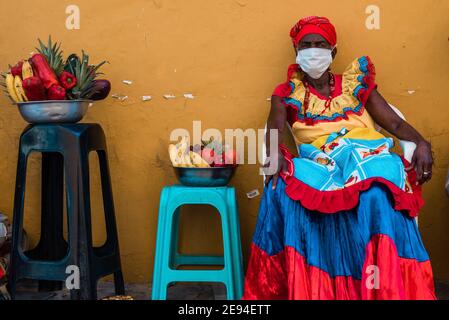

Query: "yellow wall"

xmin=0 ymin=0 xmax=448 ymax=283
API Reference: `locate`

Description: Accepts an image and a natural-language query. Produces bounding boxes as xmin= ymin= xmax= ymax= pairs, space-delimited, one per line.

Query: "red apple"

xmin=213 ymin=153 xmax=226 ymax=167
xmin=224 ymin=149 xmax=237 ymax=166
xmin=201 ymin=148 xmax=215 ymax=165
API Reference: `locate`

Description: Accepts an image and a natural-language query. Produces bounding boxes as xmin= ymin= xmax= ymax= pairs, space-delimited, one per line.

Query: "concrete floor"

xmin=12 ymin=280 xmax=449 ymax=300
xmin=14 ymin=280 xmax=227 ymax=300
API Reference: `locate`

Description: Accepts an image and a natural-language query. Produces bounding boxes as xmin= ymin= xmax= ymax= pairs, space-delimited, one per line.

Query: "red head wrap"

xmin=290 ymin=16 xmax=337 ymax=47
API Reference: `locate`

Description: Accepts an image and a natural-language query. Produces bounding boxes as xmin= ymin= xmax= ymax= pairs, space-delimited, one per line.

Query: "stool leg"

xmin=152 ymin=188 xmax=173 ymax=300
xmin=226 ymin=188 xmax=244 ymax=300
xmin=216 ymin=202 xmax=236 ymax=300
xmin=26 ymin=153 xmax=67 ymax=292
xmin=170 ymin=208 xmax=181 ymax=269
xmin=80 ymin=152 xmax=98 ymax=300
xmin=65 ymin=151 xmax=96 ymax=300
xmin=8 ymin=150 xmax=28 ymax=299
xmin=97 ymin=150 xmax=125 ymax=295
xmin=113 ymin=271 xmax=125 ymax=296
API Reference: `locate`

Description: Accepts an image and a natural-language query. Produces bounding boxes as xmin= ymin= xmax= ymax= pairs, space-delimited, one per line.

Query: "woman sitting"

xmin=243 ymin=16 xmax=436 ymax=300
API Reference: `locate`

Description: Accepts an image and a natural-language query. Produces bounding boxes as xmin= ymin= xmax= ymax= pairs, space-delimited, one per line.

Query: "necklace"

xmin=302 ymin=72 xmax=335 ymax=125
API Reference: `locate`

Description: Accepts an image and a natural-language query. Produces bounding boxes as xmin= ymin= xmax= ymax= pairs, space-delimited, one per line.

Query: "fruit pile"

xmin=1 ymin=36 xmax=111 ymax=103
xmin=169 ymin=137 xmax=238 ymax=168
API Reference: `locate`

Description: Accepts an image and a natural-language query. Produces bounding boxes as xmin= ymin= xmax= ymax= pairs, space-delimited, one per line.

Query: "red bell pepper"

xmin=59 ymin=71 xmax=77 ymax=90
xmin=11 ymin=61 xmax=23 ymax=77
xmin=47 ymin=84 xmax=66 ymax=100
xmin=22 ymin=77 xmax=47 ymax=101
xmin=30 ymin=54 xmax=60 ymax=89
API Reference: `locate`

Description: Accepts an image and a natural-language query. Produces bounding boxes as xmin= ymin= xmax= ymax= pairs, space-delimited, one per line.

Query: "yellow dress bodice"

xmin=281 ymin=56 xmax=378 ymax=145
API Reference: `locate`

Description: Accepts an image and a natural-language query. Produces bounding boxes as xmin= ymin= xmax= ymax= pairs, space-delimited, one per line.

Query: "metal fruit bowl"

xmin=16 ymin=100 xmax=92 ymax=124
xmin=174 ymin=166 xmax=237 ymax=187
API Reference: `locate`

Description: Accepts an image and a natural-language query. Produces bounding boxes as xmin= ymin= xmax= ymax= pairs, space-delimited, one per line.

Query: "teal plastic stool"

xmin=151 ymin=186 xmax=244 ymax=300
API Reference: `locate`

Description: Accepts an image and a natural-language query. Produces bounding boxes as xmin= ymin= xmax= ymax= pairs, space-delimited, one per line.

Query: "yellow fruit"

xmin=13 ymin=76 xmax=28 ymax=102
xmin=169 ymin=144 xmax=183 ymax=167
xmin=183 ymin=154 xmax=194 ymax=167
xmin=22 ymin=61 xmax=33 ymax=79
xmin=5 ymin=73 xmax=20 ymax=103
xmin=171 ymin=136 xmax=189 ymax=167
xmin=168 ymin=136 xmax=204 ymax=168
xmin=168 ymin=144 xmax=176 ymax=166
xmin=189 ymin=151 xmax=210 ymax=168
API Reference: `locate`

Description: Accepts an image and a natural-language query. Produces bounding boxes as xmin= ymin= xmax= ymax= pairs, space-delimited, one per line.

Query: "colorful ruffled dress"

xmin=243 ymin=56 xmax=436 ymax=300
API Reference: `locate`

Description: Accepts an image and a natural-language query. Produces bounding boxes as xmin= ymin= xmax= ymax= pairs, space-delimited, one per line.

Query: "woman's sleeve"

xmin=342 ymin=56 xmax=377 ymax=106
xmin=272 ymin=64 xmax=300 ymax=98
xmin=272 ymin=82 xmax=292 ymax=98
xmin=271 ymin=64 xmax=300 ymax=126
xmin=272 ymin=81 xmax=299 ymax=126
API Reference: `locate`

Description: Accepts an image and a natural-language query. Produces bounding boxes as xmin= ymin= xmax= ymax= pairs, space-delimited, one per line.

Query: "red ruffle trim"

xmin=279 ymin=145 xmax=424 ymax=217
xmin=356 ymin=55 xmax=377 ymax=106
xmin=272 ymin=82 xmax=292 ymax=99
xmin=271 ymin=64 xmax=300 ymax=98
xmin=243 ymin=236 xmax=436 ymax=300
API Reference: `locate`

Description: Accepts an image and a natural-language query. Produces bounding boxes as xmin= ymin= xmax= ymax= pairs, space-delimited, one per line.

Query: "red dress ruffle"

xmin=243 ymin=235 xmax=436 ymax=300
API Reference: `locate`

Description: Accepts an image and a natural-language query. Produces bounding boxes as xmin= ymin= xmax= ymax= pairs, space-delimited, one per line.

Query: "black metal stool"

xmin=8 ymin=123 xmax=125 ymax=300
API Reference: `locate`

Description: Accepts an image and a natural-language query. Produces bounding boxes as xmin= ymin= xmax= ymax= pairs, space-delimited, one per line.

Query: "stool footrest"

xmin=174 ymin=254 xmax=224 ymax=267
xmin=166 ymin=270 xmax=228 ymax=283
xmin=15 ymin=259 xmax=70 ymax=281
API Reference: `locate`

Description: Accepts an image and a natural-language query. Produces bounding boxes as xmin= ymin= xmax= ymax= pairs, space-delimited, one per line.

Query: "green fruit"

xmin=66 ymin=51 xmax=107 ymax=100
xmin=64 ymin=54 xmax=80 ymax=73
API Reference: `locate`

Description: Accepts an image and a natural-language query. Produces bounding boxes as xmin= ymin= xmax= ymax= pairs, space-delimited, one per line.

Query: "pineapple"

xmin=65 ymin=50 xmax=107 ymax=100
xmin=36 ymin=36 xmax=65 ymax=76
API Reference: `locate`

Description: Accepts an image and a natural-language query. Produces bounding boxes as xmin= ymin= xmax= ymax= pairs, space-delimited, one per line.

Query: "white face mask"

xmin=296 ymin=48 xmax=333 ymax=79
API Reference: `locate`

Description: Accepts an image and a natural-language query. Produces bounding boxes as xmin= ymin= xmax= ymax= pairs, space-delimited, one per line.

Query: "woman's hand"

xmin=365 ymin=90 xmax=434 ymax=185
xmin=264 ymin=152 xmax=289 ymax=190
xmin=407 ymin=140 xmax=434 ymax=185
xmin=264 ymin=96 xmax=288 ymax=190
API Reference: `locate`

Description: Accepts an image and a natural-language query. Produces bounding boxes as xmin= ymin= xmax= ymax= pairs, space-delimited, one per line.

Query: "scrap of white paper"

xmin=122 ymin=80 xmax=133 ymax=85
xmin=184 ymin=93 xmax=195 ymax=99
xmin=163 ymin=94 xmax=176 ymax=99
xmin=142 ymin=96 xmax=152 ymax=101
xmin=112 ymin=94 xmax=128 ymax=101
xmin=246 ymin=189 xmax=260 ymax=199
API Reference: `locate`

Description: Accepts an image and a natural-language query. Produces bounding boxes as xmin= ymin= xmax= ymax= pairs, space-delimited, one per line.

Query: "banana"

xmin=182 ymin=154 xmax=194 ymax=167
xmin=169 ymin=137 xmax=189 ymax=167
xmin=5 ymin=73 xmax=20 ymax=103
xmin=169 ymin=136 xmax=210 ymax=168
xmin=22 ymin=61 xmax=33 ymax=79
xmin=168 ymin=144 xmax=176 ymax=166
xmin=176 ymin=136 xmax=189 ymax=153
xmin=189 ymin=151 xmax=210 ymax=168
xmin=173 ymin=136 xmax=188 ymax=167
xmin=13 ymin=76 xmax=28 ymax=102
xmin=169 ymin=144 xmax=183 ymax=167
